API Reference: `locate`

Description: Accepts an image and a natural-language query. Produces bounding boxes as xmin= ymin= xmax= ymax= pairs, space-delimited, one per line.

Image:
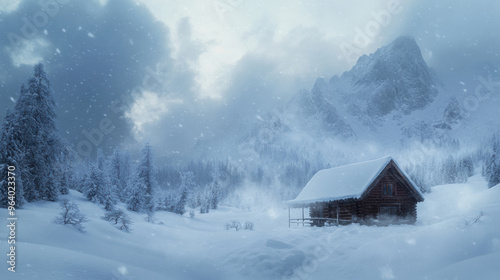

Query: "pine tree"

xmin=109 ymin=148 xmax=121 ymax=197
xmin=209 ymin=168 xmax=227 ymax=210
xmin=128 ymin=143 xmax=157 ymax=213
xmin=96 ymin=149 xmax=117 ymax=207
xmin=0 ymin=109 xmax=26 ymax=208
xmin=83 ymin=162 xmax=102 ymax=203
xmin=174 ymin=171 xmax=194 ymax=215
xmin=441 ymin=156 xmax=458 ymax=184
xmin=460 ymin=155 xmax=474 ymax=178
xmin=199 ymin=190 xmax=210 ymax=214
xmin=488 ymin=155 xmax=500 ymax=188
xmin=120 ymin=150 xmax=132 ymax=199
xmin=74 ymin=160 xmax=90 ymax=193
xmin=482 ymin=134 xmax=500 ymax=188
xmin=175 ymin=185 xmax=188 ymax=215
xmin=14 ymin=64 xmax=63 ymax=202
xmin=110 ymin=148 xmax=130 ymax=202
xmin=57 ymin=141 xmax=76 ymax=195
xmin=486 ymin=135 xmax=500 ymax=188
xmin=83 ymin=149 xmax=116 ymax=209
xmin=209 ymin=181 xmax=220 ymax=210
xmin=161 ymin=189 xmax=176 ymax=212
xmin=126 ymin=185 xmax=144 ymax=212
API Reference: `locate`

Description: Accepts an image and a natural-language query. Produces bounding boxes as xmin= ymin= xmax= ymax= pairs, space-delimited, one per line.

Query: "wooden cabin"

xmin=285 ymin=156 xmax=424 ymax=226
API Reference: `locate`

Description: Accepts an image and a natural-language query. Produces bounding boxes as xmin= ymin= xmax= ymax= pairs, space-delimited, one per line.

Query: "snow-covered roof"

xmin=285 ymin=156 xmax=421 ymax=206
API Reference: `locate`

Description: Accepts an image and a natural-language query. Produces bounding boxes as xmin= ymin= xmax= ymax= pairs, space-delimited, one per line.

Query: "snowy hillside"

xmin=1 ymin=175 xmax=498 ymax=280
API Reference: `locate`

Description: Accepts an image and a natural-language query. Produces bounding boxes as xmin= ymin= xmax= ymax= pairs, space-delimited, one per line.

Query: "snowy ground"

xmin=1 ymin=174 xmax=499 ymax=280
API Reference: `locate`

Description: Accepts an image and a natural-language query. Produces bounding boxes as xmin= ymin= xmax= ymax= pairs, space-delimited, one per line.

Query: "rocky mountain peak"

xmin=332 ymin=36 xmax=437 ymax=119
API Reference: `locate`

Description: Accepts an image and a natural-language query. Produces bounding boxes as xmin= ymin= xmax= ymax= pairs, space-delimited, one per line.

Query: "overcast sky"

xmin=0 ymin=0 xmax=499 ymax=162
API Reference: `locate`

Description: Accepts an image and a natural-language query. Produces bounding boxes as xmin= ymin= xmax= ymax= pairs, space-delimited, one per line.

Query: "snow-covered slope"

xmin=1 ymin=175 xmax=499 ymax=280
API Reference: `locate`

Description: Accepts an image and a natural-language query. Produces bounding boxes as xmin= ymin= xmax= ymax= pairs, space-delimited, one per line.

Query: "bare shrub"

xmin=225 ymin=221 xmax=254 ymax=231
xmin=244 ymin=221 xmax=254 ymax=230
xmin=225 ymin=221 xmax=242 ymax=231
xmin=102 ymin=208 xmax=133 ymax=232
xmin=464 ymin=211 xmax=484 ymax=228
xmin=54 ymin=199 xmax=89 ymax=232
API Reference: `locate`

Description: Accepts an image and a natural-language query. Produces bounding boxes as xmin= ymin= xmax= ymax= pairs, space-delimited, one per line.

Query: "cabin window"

xmin=382 ymin=184 xmax=394 ymax=196
xmin=380 ymin=206 xmax=399 ymax=216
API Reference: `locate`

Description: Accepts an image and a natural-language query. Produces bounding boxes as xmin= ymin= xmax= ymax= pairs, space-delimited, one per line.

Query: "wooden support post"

xmin=302 ymin=207 xmax=305 ymax=226
xmin=336 ymin=205 xmax=339 ymax=224
xmin=288 ymin=206 xmax=290 ymax=228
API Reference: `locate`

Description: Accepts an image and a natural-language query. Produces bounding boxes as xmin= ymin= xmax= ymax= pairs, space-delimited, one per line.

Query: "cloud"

xmin=1 ymin=0 xmax=499 ymax=162
xmin=0 ymin=0 xmax=176 ymax=158
xmin=0 ymin=0 xmax=21 ymax=13
xmin=7 ymin=37 xmax=50 ymax=67
xmin=395 ymin=0 xmax=500 ymax=92
xmin=126 ymin=90 xmax=183 ymax=134
xmin=140 ymin=0 xmax=500 ymax=161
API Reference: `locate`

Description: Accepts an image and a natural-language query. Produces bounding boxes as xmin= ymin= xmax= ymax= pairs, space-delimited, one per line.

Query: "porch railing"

xmin=288 ymin=217 xmax=351 ymax=227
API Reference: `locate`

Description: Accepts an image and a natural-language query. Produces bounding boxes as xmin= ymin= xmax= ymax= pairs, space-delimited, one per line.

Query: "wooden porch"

xmin=287 ymin=206 xmax=351 ymax=227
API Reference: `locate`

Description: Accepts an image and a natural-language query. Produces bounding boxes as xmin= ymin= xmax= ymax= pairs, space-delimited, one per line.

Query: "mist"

xmin=0 ymin=0 xmax=499 ymax=163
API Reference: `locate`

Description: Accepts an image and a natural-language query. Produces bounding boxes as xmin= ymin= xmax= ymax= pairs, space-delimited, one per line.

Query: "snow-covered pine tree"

xmin=82 ymin=150 xmax=113 ymax=209
xmin=187 ymin=186 xmax=201 ymax=209
xmin=174 ymin=171 xmax=194 ymax=215
xmin=208 ymin=169 xmax=223 ymax=210
xmin=487 ymin=154 xmax=500 ymax=188
xmin=484 ymin=134 xmax=500 ymax=188
xmin=405 ymin=162 xmax=431 ymax=193
xmin=96 ymin=149 xmax=117 ymax=210
xmin=14 ymin=64 xmax=63 ymax=202
xmin=0 ymin=108 xmax=26 ymax=208
xmin=199 ymin=189 xmax=210 ymax=214
xmin=460 ymin=155 xmax=474 ymax=178
xmin=83 ymin=161 xmax=102 ymax=203
xmin=119 ymin=149 xmax=132 ymax=201
xmin=160 ymin=189 xmax=176 ymax=212
xmin=209 ymin=182 xmax=220 ymax=210
xmin=441 ymin=156 xmax=458 ymax=184
xmin=109 ymin=148 xmax=122 ymax=199
xmin=73 ymin=160 xmax=90 ymax=193
xmin=57 ymin=140 xmax=77 ymax=195
xmin=128 ymin=143 xmax=157 ymax=213
xmin=126 ymin=184 xmax=143 ymax=212
xmin=84 ymin=165 xmax=115 ymax=210
xmin=175 ymin=185 xmax=188 ymax=215
xmin=110 ymin=148 xmax=130 ymax=202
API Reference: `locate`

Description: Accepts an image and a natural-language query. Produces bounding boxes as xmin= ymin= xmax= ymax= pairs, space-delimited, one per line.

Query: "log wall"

xmin=315 ymin=166 xmax=419 ymax=225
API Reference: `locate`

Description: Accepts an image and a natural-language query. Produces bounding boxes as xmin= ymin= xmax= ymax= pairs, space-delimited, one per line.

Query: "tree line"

xmin=0 ymin=64 xmax=243 ymax=217
xmin=1 ymin=64 xmax=499 ymax=213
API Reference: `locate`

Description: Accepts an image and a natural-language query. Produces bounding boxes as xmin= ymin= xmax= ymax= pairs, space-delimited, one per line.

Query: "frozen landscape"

xmin=1 ymin=0 xmax=500 ymax=279
xmin=1 ymin=174 xmax=499 ymax=280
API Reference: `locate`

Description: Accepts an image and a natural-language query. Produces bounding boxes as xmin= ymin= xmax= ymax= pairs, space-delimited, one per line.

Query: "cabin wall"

xmin=320 ymin=201 xmax=358 ymax=224
xmin=310 ymin=169 xmax=419 ymax=225
xmin=306 ymin=162 xmax=423 ymax=226
xmin=361 ymin=170 xmax=417 ymax=223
